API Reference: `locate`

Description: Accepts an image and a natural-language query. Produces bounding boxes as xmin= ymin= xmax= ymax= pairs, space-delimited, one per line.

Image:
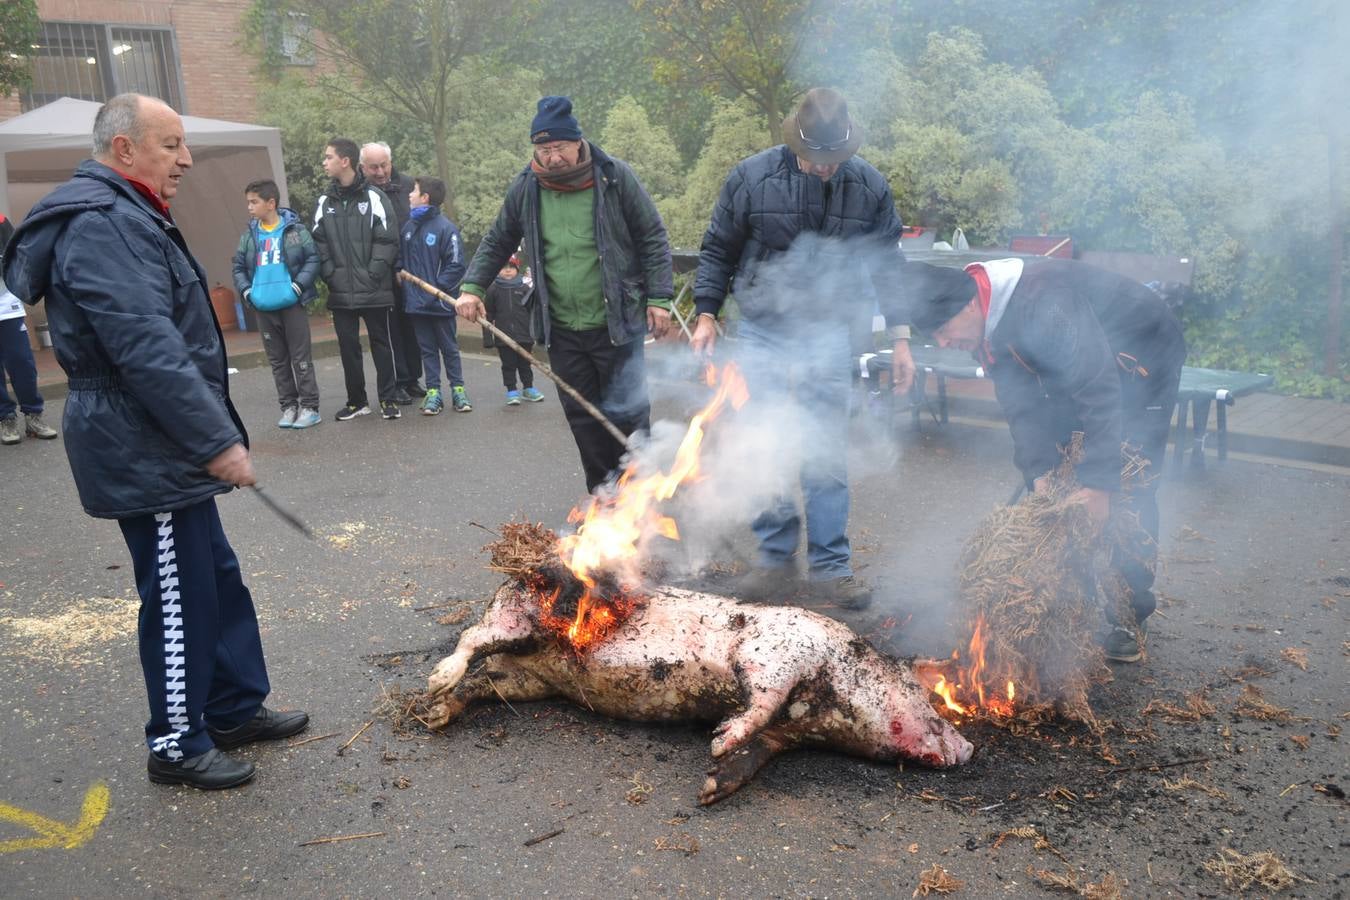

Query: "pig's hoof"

xmin=428 ymin=656 xmax=468 ymax=695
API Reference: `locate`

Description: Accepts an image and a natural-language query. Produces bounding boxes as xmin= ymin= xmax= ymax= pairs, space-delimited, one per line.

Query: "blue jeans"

xmin=410 ymin=314 xmax=463 ymax=391
xmin=0 ymin=318 xmax=43 ymax=420
xmin=735 ymin=319 xmax=854 ymax=579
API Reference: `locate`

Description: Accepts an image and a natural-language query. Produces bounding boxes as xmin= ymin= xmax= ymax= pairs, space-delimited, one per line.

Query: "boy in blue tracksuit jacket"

xmin=231 ymin=179 xmax=322 ymax=428
xmin=399 ymin=176 xmax=468 ymax=414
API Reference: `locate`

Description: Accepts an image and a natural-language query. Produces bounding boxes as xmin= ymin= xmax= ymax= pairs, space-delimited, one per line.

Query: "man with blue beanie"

xmin=455 ymin=96 xmax=674 ymax=492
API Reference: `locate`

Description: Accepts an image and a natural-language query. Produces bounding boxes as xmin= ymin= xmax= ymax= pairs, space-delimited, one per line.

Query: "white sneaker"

xmin=278 ymin=407 xmax=298 ymax=428
xmin=292 ymin=408 xmax=321 ymax=429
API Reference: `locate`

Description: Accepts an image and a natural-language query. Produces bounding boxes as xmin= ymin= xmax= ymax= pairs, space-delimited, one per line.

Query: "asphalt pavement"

xmin=1 ymin=348 xmax=1346 ymax=898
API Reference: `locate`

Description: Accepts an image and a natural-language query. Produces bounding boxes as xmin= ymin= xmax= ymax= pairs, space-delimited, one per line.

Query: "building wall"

xmin=0 ymin=0 xmax=267 ymax=124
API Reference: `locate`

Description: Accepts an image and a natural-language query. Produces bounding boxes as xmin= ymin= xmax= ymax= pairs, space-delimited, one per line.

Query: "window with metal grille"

xmin=24 ymin=22 xmax=185 ymax=112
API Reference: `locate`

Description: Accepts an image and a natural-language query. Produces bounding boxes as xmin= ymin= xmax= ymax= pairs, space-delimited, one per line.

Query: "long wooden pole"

xmin=397 ymin=271 xmax=630 ymax=445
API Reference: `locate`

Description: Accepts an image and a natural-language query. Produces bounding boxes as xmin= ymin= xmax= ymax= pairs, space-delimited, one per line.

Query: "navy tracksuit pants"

xmin=119 ymin=499 xmax=270 ymax=761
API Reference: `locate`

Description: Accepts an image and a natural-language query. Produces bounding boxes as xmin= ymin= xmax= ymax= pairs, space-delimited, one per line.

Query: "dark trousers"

xmin=1041 ymin=361 xmax=1184 ymax=622
xmin=119 ymin=499 xmax=270 ymax=760
xmin=389 ymin=301 xmax=423 ymax=389
xmin=256 ymin=303 xmax=319 ymax=410
xmin=547 ymin=325 xmax=649 ymax=492
xmin=331 ymin=306 xmax=397 ymax=408
xmin=0 ymin=318 xmax=42 ymax=419
xmin=410 ymin=313 xmax=463 ymax=391
xmin=497 ymin=342 xmax=535 ymax=390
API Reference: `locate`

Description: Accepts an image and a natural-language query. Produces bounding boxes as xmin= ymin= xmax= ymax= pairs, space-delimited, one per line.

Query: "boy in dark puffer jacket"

xmin=484 ymin=255 xmax=543 ymax=405
xmin=398 ymin=177 xmax=468 ymax=415
xmin=231 ymin=179 xmax=321 ymax=428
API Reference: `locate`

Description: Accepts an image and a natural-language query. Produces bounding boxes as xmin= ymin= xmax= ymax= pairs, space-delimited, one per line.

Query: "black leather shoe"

xmin=404 ymin=382 xmax=427 ymax=398
xmin=207 ymin=706 xmax=310 ymax=750
xmin=147 ymin=748 xmax=255 ymax=789
xmin=392 ymin=387 xmax=415 ymax=405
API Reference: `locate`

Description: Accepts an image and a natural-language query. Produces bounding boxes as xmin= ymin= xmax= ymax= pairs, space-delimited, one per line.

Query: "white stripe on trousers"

xmin=149 ymin=512 xmax=189 ymax=761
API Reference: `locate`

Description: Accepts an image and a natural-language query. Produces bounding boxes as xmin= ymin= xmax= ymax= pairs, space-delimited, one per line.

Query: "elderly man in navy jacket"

xmin=691 ymin=88 xmax=916 ymax=610
xmin=3 ymin=93 xmax=308 ymax=789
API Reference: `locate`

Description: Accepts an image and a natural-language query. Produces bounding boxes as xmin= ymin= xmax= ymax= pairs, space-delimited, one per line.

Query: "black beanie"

xmin=530 ymin=96 xmax=582 ymax=144
xmin=905 ymin=261 xmax=980 ymax=334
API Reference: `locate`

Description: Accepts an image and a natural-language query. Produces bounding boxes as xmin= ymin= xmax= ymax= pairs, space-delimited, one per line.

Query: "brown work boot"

xmin=810 ymin=575 xmax=873 ymax=610
xmin=24 ymin=412 xmax=58 ymax=439
xmin=737 ymin=563 xmax=800 ymax=602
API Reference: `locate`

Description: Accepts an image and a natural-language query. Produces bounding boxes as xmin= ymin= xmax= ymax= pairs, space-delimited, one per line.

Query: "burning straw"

xmin=946 ymin=436 xmax=1152 ymax=726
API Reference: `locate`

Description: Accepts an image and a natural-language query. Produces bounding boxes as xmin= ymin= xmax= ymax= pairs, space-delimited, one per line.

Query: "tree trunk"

xmin=1326 ymin=129 xmax=1343 ymax=377
xmin=433 ymin=126 xmax=456 ymax=220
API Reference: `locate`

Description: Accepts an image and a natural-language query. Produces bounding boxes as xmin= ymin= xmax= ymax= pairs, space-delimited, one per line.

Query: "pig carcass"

xmin=427 ymin=582 xmax=973 ymax=804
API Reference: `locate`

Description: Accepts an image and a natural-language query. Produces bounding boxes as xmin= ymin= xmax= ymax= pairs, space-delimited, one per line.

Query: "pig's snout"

xmin=893 ymin=711 xmax=974 ymax=767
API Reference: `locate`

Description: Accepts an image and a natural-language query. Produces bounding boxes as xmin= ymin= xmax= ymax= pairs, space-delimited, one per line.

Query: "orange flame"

xmin=543 ymin=364 xmax=750 ymax=651
xmin=919 ymin=613 xmax=1020 ymax=720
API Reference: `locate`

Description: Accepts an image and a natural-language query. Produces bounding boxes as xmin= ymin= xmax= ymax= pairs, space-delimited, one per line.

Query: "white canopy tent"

xmin=0 ymin=97 xmax=288 ymax=298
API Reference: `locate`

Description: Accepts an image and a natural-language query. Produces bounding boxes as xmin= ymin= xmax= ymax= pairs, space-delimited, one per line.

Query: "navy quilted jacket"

xmin=2 ymin=160 xmax=246 ymax=519
xmin=694 ymin=145 xmax=908 ymax=325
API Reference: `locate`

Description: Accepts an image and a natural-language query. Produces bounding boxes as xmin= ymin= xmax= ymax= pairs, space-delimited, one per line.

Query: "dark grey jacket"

xmin=981 ymin=259 xmax=1186 ymax=491
xmin=694 ymin=145 xmax=908 ymax=327
xmin=2 ymin=160 xmax=246 ymax=519
xmin=462 ymin=143 xmax=673 ymax=346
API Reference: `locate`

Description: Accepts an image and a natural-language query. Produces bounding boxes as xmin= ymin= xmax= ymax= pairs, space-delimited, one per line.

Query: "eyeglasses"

xmin=797 ymin=120 xmax=851 ymax=153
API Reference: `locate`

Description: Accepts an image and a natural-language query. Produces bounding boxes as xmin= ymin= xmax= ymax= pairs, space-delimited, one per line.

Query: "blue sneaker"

xmin=421 ymin=388 xmax=444 ymax=416
xmin=452 ymin=386 xmax=472 ymax=412
xmin=277 ymin=406 xmax=297 ymax=428
xmin=505 ymin=390 xmax=522 ymax=406
xmin=292 ymin=407 xmax=321 ymax=429
xmin=522 ymin=387 xmax=545 ymax=403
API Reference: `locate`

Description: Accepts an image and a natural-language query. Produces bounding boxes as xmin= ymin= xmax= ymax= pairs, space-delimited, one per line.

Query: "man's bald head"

xmin=360 ymin=141 xmax=393 ymax=186
xmin=92 ymin=93 xmax=192 ymax=201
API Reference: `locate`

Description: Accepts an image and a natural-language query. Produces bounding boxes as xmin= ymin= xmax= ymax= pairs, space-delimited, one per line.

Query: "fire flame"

xmin=919 ymin=613 xmax=1020 ymax=721
xmin=541 ymin=363 xmax=750 ymax=650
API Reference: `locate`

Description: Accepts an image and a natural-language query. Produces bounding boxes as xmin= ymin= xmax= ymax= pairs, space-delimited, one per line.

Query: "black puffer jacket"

xmin=312 ymin=174 xmax=399 ymax=309
xmin=2 ymin=160 xmax=246 ymax=519
xmin=694 ymin=145 xmax=907 ymax=326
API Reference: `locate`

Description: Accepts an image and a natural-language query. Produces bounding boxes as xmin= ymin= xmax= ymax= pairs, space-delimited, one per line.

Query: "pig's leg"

xmin=699 ymin=726 xmax=791 ymax=805
xmin=710 ymin=660 xmax=797 ymax=757
xmin=432 ymin=658 xmax=556 ymax=727
xmin=428 ymin=603 xmax=537 ymax=697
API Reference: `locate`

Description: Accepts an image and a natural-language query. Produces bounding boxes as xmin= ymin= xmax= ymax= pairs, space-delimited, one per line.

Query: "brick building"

xmin=0 ymin=0 xmax=297 ymax=124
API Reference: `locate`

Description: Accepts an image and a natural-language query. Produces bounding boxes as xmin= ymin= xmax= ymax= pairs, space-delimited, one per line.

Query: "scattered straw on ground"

xmin=653 ymin=833 xmax=699 ymax=856
xmin=374 ymin=684 xmax=436 ymax=737
xmin=1164 ymin=776 xmax=1229 ymax=799
xmin=625 ymin=772 xmax=653 ymax=805
xmin=1279 ymin=647 xmax=1309 ymax=670
xmin=0 ymin=595 xmax=138 ymax=665
xmin=485 ymin=521 xmax=558 ymax=579
xmin=1141 ymin=688 xmax=1216 ymax=723
xmin=1029 ymin=868 xmax=1125 ymax=898
xmin=1235 ymin=685 xmax=1303 ymax=723
xmin=913 ymin=863 xmax=963 ymax=896
xmin=1203 ymin=848 xmax=1310 ymax=892
xmin=955 ymin=437 xmax=1151 ymax=726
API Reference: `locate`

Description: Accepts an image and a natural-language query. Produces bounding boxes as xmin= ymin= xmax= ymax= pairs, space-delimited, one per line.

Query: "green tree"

xmin=246 ymin=0 xmax=530 ymax=214
xmin=598 ymin=96 xmax=683 ymax=204
xmin=0 ymin=0 xmax=39 ymax=95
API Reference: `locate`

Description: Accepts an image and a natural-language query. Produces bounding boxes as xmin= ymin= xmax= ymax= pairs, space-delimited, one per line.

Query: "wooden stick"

xmin=523 ymin=827 xmax=565 ymax=847
xmin=1107 ymin=755 xmax=1216 ymax=774
xmin=287 ymin=731 xmax=339 ymax=748
xmin=299 ymin=831 xmax=386 ymax=847
xmin=399 ymin=271 xmax=630 ymax=445
xmin=338 ymin=720 xmax=372 ymax=754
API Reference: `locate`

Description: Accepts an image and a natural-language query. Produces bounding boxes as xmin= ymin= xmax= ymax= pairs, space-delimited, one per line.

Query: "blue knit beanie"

xmin=530 ymin=96 xmax=582 ymax=144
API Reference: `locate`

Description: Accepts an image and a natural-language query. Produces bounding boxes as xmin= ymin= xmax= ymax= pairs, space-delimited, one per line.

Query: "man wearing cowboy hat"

xmin=691 ymin=88 xmax=916 ymax=610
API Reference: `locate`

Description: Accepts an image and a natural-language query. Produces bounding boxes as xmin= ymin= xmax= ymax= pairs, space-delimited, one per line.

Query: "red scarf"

xmin=119 ymin=173 xmax=172 ymax=219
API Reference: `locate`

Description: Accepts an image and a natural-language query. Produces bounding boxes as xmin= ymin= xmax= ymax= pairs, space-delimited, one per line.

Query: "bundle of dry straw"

xmin=485 ymin=521 xmax=559 ymax=580
xmin=957 ymin=435 xmax=1152 ymax=726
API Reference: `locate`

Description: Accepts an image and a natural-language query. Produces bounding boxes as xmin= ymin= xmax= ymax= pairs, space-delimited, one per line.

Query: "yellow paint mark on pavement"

xmin=0 ymin=782 xmax=109 ymax=852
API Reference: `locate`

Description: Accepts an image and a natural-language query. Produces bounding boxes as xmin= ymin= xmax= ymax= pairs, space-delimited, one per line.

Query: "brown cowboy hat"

xmin=781 ymin=88 xmax=864 ymax=164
